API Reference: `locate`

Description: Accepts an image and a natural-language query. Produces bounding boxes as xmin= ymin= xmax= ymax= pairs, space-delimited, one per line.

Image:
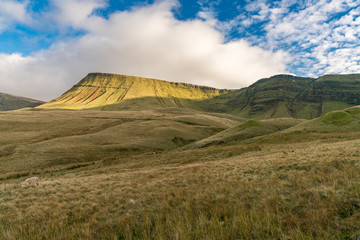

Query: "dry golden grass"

xmin=0 ymin=108 xmax=239 ymax=176
xmin=1 ymin=108 xmax=360 ymax=239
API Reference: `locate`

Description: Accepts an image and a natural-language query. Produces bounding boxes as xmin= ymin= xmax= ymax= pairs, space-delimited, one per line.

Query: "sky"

xmin=0 ymin=0 xmax=359 ymax=100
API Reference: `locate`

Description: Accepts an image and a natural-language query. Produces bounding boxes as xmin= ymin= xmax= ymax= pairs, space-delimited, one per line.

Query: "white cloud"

xmin=48 ymin=0 xmax=107 ymax=27
xmin=238 ymin=0 xmax=360 ymax=76
xmin=0 ymin=0 xmax=31 ymax=31
xmin=0 ymin=0 xmax=287 ymax=101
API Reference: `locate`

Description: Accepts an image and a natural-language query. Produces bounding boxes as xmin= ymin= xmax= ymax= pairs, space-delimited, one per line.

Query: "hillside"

xmin=39 ymin=72 xmax=360 ymax=119
xmin=1 ymin=107 xmax=360 ymax=239
xmin=0 ymin=92 xmax=44 ymax=111
xmin=231 ymin=75 xmax=315 ymax=119
xmin=189 ymin=118 xmax=305 ymax=148
xmin=0 ymin=108 xmax=241 ymax=175
xmin=230 ymin=74 xmax=360 ymax=119
xmin=40 ymin=73 xmax=231 ymax=111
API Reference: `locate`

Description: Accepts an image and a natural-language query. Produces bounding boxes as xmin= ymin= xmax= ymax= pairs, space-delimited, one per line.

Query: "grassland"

xmin=0 ymin=108 xmax=240 ymax=177
xmin=1 ymin=107 xmax=360 ymax=239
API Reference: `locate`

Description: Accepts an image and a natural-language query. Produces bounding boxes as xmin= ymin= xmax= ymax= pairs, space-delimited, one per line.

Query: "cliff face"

xmin=39 ymin=72 xmax=360 ymax=119
xmin=0 ymin=92 xmax=44 ymax=111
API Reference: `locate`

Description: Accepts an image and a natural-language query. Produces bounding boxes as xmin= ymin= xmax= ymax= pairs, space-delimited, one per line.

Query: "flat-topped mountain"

xmin=40 ymin=73 xmax=231 ymax=111
xmin=0 ymin=92 xmax=44 ymax=111
xmin=40 ymin=72 xmax=360 ymax=119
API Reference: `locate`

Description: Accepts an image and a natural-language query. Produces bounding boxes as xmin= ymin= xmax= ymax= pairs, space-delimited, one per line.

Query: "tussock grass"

xmin=1 ymin=138 xmax=360 ymax=239
xmin=1 ymin=108 xmax=360 ymax=239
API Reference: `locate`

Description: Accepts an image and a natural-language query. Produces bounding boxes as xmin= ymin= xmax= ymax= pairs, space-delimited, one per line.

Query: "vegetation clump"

xmin=238 ymin=119 xmax=261 ymax=129
xmin=321 ymin=110 xmax=354 ymax=126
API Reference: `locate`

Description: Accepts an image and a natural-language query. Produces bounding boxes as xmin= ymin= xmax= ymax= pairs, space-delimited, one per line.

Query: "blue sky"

xmin=0 ymin=0 xmax=359 ymax=100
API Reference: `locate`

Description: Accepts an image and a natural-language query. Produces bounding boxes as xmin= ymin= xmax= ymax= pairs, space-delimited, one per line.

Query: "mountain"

xmin=40 ymin=73 xmax=231 ymax=110
xmin=226 ymin=74 xmax=360 ymax=119
xmin=0 ymin=92 xmax=44 ymax=111
xmin=40 ymin=72 xmax=360 ymax=119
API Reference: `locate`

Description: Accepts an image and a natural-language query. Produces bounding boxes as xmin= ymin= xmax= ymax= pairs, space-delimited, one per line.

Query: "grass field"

xmin=1 ymin=107 xmax=360 ymax=239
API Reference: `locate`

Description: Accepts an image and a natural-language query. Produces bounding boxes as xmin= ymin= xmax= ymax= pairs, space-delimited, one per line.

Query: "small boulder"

xmin=21 ymin=177 xmax=40 ymax=187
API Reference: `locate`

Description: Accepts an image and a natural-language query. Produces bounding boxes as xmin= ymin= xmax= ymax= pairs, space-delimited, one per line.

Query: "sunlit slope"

xmin=40 ymin=73 xmax=230 ymax=110
xmin=0 ymin=92 xmax=44 ymax=111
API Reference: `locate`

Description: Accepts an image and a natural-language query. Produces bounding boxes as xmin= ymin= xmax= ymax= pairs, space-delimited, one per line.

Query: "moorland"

xmin=1 ymin=73 xmax=360 ymax=239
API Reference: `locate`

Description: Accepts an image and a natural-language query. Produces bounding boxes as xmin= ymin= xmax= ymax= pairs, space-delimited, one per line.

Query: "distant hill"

xmin=40 ymin=73 xmax=360 ymax=119
xmin=0 ymin=92 xmax=44 ymax=111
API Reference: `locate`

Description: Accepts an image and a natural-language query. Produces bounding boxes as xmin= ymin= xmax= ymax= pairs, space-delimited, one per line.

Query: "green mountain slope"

xmin=232 ymin=75 xmax=315 ymax=119
xmin=286 ymin=106 xmax=360 ymax=132
xmin=0 ymin=92 xmax=44 ymax=111
xmin=40 ymin=73 xmax=360 ymax=119
xmin=291 ymin=74 xmax=360 ymax=118
xmin=189 ymin=118 xmax=305 ymax=148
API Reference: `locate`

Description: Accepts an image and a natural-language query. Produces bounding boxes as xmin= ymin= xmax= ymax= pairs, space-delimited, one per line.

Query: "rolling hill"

xmin=2 ymin=105 xmax=360 ymax=239
xmin=0 ymin=92 xmax=44 ymax=111
xmin=0 ymin=108 xmax=241 ymax=175
xmin=39 ymin=72 xmax=360 ymax=119
xmin=189 ymin=118 xmax=305 ymax=148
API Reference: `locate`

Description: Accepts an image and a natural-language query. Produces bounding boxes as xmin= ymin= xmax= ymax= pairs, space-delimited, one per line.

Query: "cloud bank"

xmin=0 ymin=0 xmax=31 ymax=31
xmin=231 ymin=0 xmax=360 ymax=77
xmin=0 ymin=0 xmax=287 ymax=101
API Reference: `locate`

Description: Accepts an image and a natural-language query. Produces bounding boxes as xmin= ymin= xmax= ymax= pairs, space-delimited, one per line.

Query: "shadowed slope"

xmin=0 ymin=92 xmax=44 ymax=111
xmin=233 ymin=75 xmax=315 ymax=119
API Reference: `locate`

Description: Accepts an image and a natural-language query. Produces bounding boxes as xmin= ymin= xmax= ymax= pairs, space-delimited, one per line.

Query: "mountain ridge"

xmin=39 ymin=72 xmax=360 ymax=119
xmin=40 ymin=72 xmax=233 ymax=111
